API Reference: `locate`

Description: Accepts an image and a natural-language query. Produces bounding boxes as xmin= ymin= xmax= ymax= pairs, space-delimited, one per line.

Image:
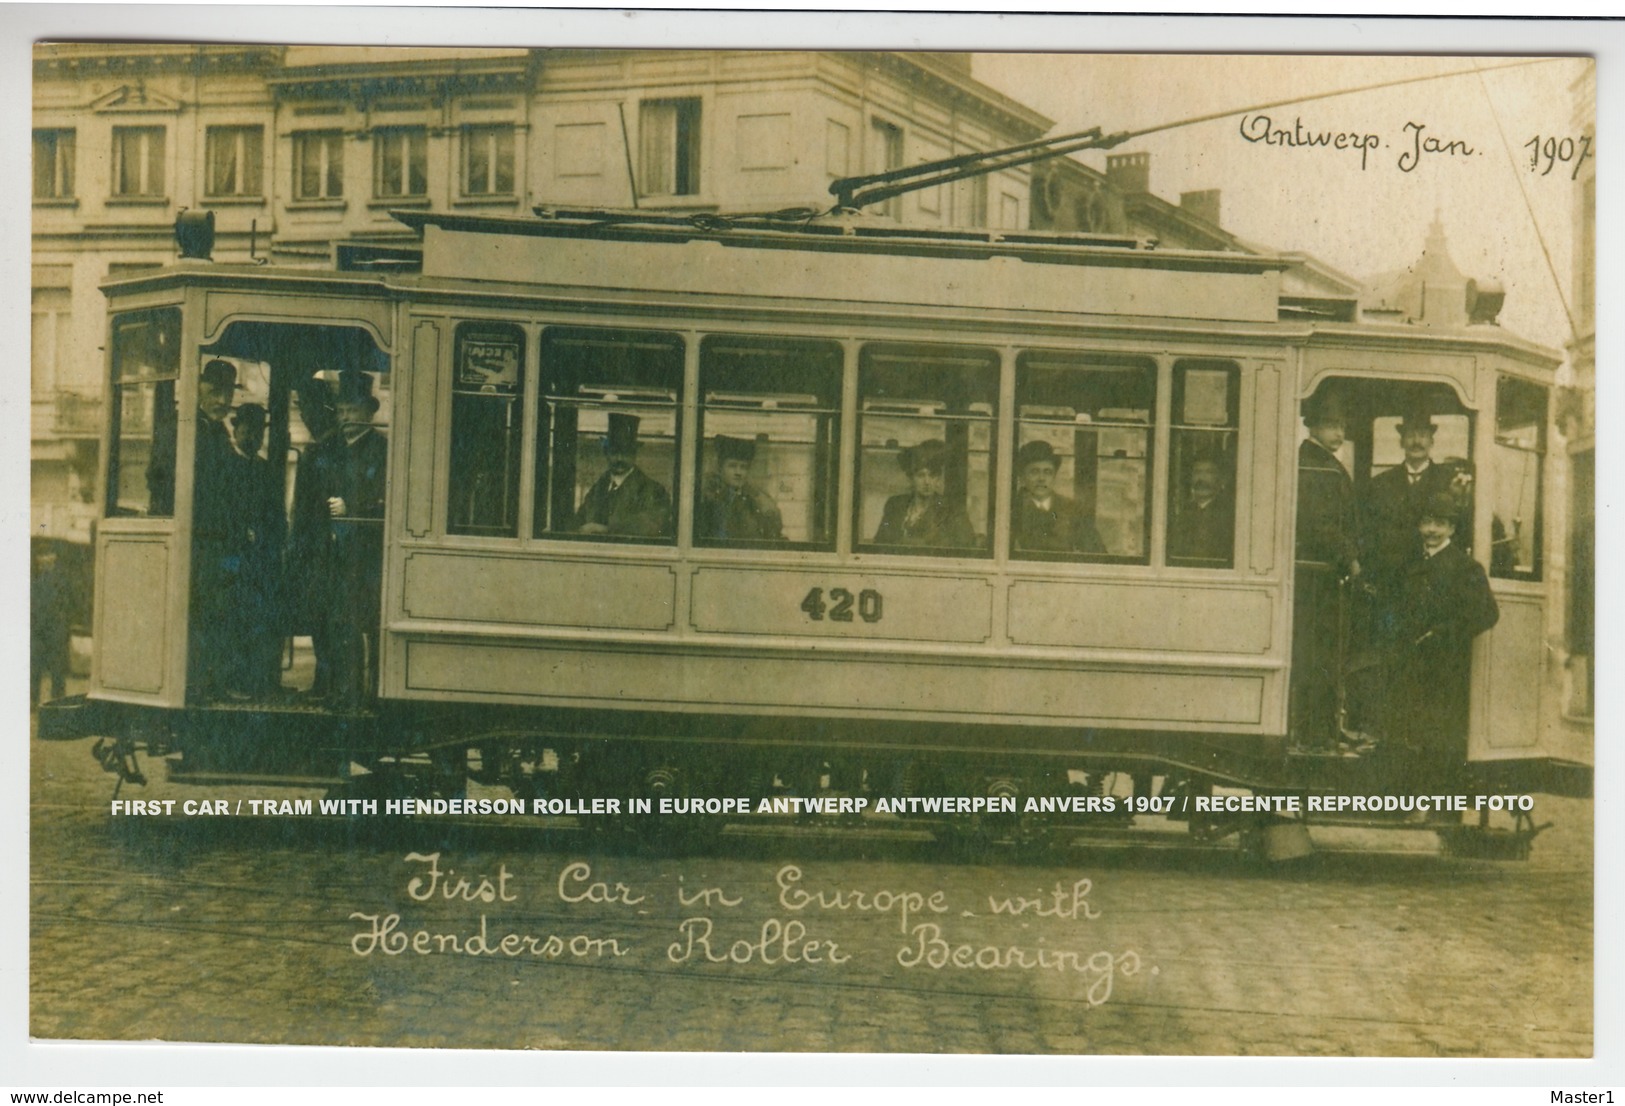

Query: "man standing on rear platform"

xmin=1382 ymin=493 xmax=1498 ymax=784
xmin=326 ymin=370 xmax=388 ymax=709
xmin=190 ymin=359 xmax=243 ymax=700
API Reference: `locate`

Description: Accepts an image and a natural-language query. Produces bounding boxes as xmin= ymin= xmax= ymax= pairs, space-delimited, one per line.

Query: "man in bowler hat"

xmin=1381 ymin=492 xmax=1498 ymax=783
xmin=1360 ymin=405 xmax=1471 ymax=589
xmin=1010 ymin=439 xmax=1105 ymax=556
xmin=575 ymin=413 xmax=673 ymax=538
xmin=696 ymin=434 xmax=783 ymax=542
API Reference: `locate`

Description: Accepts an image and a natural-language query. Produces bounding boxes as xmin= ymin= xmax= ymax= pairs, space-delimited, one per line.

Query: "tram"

xmin=40 ymin=201 xmax=1591 ymax=857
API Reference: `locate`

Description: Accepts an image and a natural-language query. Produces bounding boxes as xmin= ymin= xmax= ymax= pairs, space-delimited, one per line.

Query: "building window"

xmin=870 ymin=119 xmax=903 ymax=220
xmin=448 ymin=322 xmax=525 ymax=537
xmin=111 ymin=127 xmax=165 ymax=198
xmin=374 ymin=127 xmax=428 ymax=199
xmin=31 ymin=287 xmax=72 ymax=395
xmin=1013 ymin=353 xmax=1156 ymax=563
xmin=461 ymin=124 xmax=516 ymax=196
xmin=535 ymin=328 xmax=683 ymax=544
xmin=293 ymin=131 xmax=344 ymax=200
xmin=695 ymin=336 xmax=842 ymax=550
xmin=33 ymin=129 xmax=75 ymax=200
xmin=205 ymin=125 xmax=264 ymax=198
xmin=855 ymin=344 xmax=998 ymax=557
xmin=640 ymin=98 xmax=701 ymax=197
xmin=1166 ymin=361 xmax=1240 ymax=569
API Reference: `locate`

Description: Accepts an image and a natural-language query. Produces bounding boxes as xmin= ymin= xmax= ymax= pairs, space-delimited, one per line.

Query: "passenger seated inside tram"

xmin=574 ymin=412 xmax=673 ymax=538
xmin=1166 ymin=454 xmax=1235 ymax=566
xmin=696 ymin=435 xmax=783 ymax=542
xmin=1010 ymin=439 xmax=1105 ymax=555
xmin=871 ymin=438 xmax=977 ymax=550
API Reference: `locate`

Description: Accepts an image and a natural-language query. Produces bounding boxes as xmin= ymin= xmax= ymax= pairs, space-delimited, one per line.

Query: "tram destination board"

xmin=25 ymin=32 xmax=1596 ymax=1074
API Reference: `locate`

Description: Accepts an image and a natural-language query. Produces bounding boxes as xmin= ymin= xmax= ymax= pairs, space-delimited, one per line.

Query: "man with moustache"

xmin=574 ymin=413 xmax=673 ymax=539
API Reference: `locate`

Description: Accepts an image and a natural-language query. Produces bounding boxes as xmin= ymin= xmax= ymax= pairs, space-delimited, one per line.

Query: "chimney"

xmin=1180 ymin=189 xmax=1221 ymax=227
xmin=1106 ymin=152 xmax=1150 ymax=195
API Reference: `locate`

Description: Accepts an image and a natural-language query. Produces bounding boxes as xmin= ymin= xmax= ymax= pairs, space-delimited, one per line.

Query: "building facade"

xmin=32 ymin=45 xmax=1050 ymax=542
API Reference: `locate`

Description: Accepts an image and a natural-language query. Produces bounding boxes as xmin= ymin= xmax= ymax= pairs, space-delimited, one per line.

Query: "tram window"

xmin=696 ymin=337 xmax=841 ymax=549
xmin=1166 ymin=360 xmax=1240 ymax=569
xmin=1489 ymin=376 xmax=1546 ymax=579
xmin=1013 ymin=353 xmax=1154 ymax=563
xmin=855 ymin=344 xmax=998 ymax=557
xmin=448 ymin=322 xmax=525 ymax=537
xmin=106 ymin=308 xmax=180 ymax=518
xmin=535 ymin=328 xmax=682 ymax=543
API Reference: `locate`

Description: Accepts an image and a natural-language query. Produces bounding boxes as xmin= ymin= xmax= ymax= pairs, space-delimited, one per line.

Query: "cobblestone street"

xmin=30 ymin=719 xmax=1591 ymax=1057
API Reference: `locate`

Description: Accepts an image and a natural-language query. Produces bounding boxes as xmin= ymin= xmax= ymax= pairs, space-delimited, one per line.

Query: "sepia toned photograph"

xmin=24 ymin=16 xmax=1597 ymax=1070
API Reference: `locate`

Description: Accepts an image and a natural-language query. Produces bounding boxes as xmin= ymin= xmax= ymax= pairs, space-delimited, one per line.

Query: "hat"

xmin=715 ymin=435 xmax=756 ymax=463
xmin=1302 ymin=390 xmax=1348 ymax=427
xmin=200 ymin=359 xmax=237 ymax=392
xmin=898 ymin=438 xmax=948 ymax=475
xmin=604 ymin=412 xmax=641 ymax=454
xmin=1016 ymin=439 xmax=1059 ymax=470
xmin=335 ymin=370 xmax=379 ymax=412
xmin=234 ymin=403 xmax=267 ymax=430
xmin=1397 ymin=406 xmax=1436 ymax=433
xmin=1419 ymin=491 xmax=1461 ymax=524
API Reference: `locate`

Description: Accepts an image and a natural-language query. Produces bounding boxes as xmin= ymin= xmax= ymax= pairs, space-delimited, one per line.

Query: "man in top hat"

xmin=1360 ymin=405 xmax=1471 ymax=590
xmin=1291 ymin=391 xmax=1361 ymax=748
xmin=325 ymin=369 xmax=389 ymax=708
xmin=574 ymin=413 xmax=673 ymax=538
xmin=190 ymin=359 xmax=243 ymax=698
xmin=1167 ymin=452 xmax=1235 ymax=566
xmin=1381 ymin=492 xmax=1499 ymax=783
xmin=872 ymin=438 xmax=977 ymax=549
xmin=1010 ymin=439 xmax=1105 ymax=556
xmin=696 ymin=434 xmax=783 ymax=542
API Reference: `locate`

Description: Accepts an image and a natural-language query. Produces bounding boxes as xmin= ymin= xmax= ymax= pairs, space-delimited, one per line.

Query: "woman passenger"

xmin=872 ymin=439 xmax=977 ymax=550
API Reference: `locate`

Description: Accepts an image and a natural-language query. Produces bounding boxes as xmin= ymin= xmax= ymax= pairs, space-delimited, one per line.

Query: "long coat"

xmin=1383 ymin=542 xmax=1499 ymax=780
xmin=872 ymin=492 xmax=977 ymax=550
xmin=1295 ymin=438 xmax=1358 ymax=571
xmin=696 ymin=481 xmax=784 ymax=542
xmin=1011 ymin=493 xmax=1106 ymax=555
xmin=574 ymin=466 xmax=673 ymax=538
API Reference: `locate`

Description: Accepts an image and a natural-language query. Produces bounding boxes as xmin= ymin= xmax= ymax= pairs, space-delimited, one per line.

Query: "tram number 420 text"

xmin=801 ymin=587 xmax=884 ymax=623
xmin=1525 ymin=135 xmax=1592 ymax=180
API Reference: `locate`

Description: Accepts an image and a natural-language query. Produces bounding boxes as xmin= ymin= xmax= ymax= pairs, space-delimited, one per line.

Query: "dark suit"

xmin=574 ymin=467 xmax=672 ymax=538
xmin=1382 ymin=542 xmax=1498 ymax=782
xmin=872 ymin=493 xmax=978 ymax=550
xmin=1360 ymin=461 xmax=1461 ymax=586
xmin=329 ymin=428 xmax=388 ymax=708
xmin=190 ymin=414 xmax=242 ymax=698
xmin=287 ymin=431 xmax=343 ymax=695
xmin=1012 ymin=494 xmax=1106 ymax=556
xmin=1291 ymin=438 xmax=1358 ymax=744
xmin=227 ymin=446 xmax=283 ymax=695
xmin=696 ymin=481 xmax=783 ymax=542
xmin=1296 ymin=438 xmax=1358 ymax=571
xmin=1167 ymin=496 xmax=1234 ymax=566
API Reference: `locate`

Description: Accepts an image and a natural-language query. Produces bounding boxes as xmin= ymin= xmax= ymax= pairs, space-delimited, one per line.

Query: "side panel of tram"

xmin=374 ymin=225 xmax=1304 ymax=744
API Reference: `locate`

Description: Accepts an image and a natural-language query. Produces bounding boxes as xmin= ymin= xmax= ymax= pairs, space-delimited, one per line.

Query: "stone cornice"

xmin=35 ymin=43 xmax=283 ymax=79
xmin=267 ymin=56 xmax=535 ymax=105
xmin=864 ymin=51 xmax=1051 ymax=139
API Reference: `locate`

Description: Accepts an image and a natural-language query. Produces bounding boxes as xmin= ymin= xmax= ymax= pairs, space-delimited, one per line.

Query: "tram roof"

xmin=392 ymin=208 xmax=1296 ymax=326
